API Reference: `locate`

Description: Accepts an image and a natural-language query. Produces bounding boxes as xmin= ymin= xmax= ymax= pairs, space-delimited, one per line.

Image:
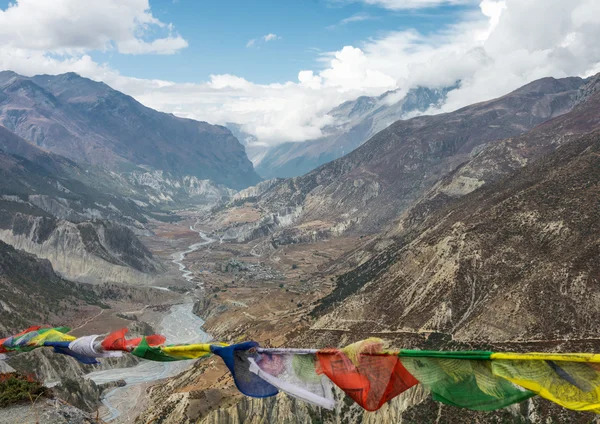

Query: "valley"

xmin=134 ymin=73 xmax=600 ymax=423
xmin=57 ymin=203 xmax=355 ymax=422
xmin=1 ymin=69 xmax=600 ymax=424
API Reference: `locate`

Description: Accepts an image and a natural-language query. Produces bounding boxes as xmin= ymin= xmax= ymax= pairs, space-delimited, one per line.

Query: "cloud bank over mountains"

xmin=0 ymin=0 xmax=599 ymax=146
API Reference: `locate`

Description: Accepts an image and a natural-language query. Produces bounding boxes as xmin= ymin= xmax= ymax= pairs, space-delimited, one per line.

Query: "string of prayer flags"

xmin=492 ymin=358 xmax=600 ymax=413
xmin=45 ymin=341 xmax=101 ymax=365
xmin=2 ymin=327 xmax=74 ymax=352
xmin=0 ymin=326 xmax=42 ymax=354
xmin=6 ymin=325 xmax=600 ymax=415
xmin=101 ymin=328 xmax=165 ymax=352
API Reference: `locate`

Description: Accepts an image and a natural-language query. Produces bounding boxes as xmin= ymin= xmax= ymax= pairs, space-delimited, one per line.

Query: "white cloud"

xmin=1 ymin=0 xmax=599 ymax=148
xmin=0 ymin=0 xmax=187 ymax=55
xmin=347 ymin=0 xmax=473 ymax=10
xmin=263 ymin=33 xmax=280 ymax=42
xmin=247 ymin=33 xmax=281 ymax=48
xmin=341 ymin=13 xmax=373 ymax=24
xmin=328 ymin=13 xmax=374 ymax=30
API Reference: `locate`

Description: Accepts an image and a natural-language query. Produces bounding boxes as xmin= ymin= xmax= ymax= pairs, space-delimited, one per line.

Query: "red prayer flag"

xmin=316 ymin=349 xmax=418 ymax=411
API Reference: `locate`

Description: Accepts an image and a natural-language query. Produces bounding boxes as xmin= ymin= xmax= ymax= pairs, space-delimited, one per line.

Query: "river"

xmin=173 ymin=224 xmax=213 ymax=283
xmin=85 ymin=222 xmax=215 ymax=422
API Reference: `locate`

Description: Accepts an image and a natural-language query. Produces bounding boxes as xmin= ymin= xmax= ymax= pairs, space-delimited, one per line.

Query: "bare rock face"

xmin=0 ymin=126 xmax=165 ymax=285
xmin=0 ymin=213 xmax=162 ymax=284
xmin=125 ymin=170 xmax=236 ymax=205
xmin=231 ymin=179 xmax=281 ymax=202
xmin=0 ymin=398 xmax=98 ymax=424
xmin=0 ymin=71 xmax=260 ymax=190
xmin=574 ymin=72 xmax=600 ymax=106
xmin=0 ymin=240 xmax=103 ymax=334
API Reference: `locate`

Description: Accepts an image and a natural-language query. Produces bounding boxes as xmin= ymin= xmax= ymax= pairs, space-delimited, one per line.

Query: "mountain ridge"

xmin=252 ymin=85 xmax=453 ymax=179
xmin=0 ymin=71 xmax=260 ymax=190
xmin=215 ymin=75 xmax=587 ymax=249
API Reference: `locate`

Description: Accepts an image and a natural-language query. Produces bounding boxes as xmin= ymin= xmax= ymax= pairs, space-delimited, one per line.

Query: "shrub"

xmin=0 ymin=373 xmax=48 ymax=407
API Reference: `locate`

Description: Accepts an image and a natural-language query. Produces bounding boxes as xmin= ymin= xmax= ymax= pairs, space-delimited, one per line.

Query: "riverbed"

xmin=172 ymin=224 xmax=214 ymax=283
xmin=86 ymin=221 xmax=215 ymax=422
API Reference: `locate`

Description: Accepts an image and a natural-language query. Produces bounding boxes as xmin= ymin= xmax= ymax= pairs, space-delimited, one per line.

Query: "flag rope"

xmin=3 ymin=326 xmax=600 ymax=413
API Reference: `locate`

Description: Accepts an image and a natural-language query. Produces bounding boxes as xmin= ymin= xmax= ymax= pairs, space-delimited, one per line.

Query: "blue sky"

xmin=87 ymin=0 xmax=475 ymax=84
xmin=1 ymin=0 xmax=598 ymax=146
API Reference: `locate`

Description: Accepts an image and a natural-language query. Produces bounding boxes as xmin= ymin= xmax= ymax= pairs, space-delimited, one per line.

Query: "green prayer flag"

xmin=400 ymin=356 xmax=534 ymax=411
xmin=131 ymin=337 xmax=185 ymax=362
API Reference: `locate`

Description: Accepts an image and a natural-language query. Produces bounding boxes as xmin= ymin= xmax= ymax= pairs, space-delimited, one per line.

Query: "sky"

xmin=0 ymin=0 xmax=599 ymax=146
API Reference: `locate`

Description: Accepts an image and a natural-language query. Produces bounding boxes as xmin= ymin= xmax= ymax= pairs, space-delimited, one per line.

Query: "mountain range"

xmin=232 ymin=85 xmax=452 ymax=179
xmin=0 ymin=71 xmax=260 ymax=190
xmin=216 ymin=75 xmax=588 ymax=247
xmin=0 ymin=123 xmax=166 ymax=284
xmin=2 ymin=66 xmax=600 ymax=423
xmin=0 ymin=71 xmax=267 ymax=285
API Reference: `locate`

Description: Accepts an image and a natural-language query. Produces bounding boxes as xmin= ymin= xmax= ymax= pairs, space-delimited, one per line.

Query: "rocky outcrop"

xmin=231 ymin=179 xmax=281 ymax=203
xmin=217 ymin=206 xmax=303 ymax=243
xmin=0 ymin=398 xmax=99 ymax=424
xmin=125 ymin=170 xmax=236 ymax=206
xmin=574 ymin=72 xmax=600 ymax=106
xmin=195 ymin=385 xmax=430 ymax=424
xmin=0 ymin=213 xmax=162 ymax=284
xmin=0 ymin=240 xmax=104 ymax=334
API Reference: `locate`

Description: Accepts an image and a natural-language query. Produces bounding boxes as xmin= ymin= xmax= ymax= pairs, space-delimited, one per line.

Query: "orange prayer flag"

xmin=316 ymin=343 xmax=418 ymax=411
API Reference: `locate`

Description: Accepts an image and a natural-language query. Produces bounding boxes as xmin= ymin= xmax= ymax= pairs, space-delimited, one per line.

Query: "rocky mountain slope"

xmin=0 ymin=125 xmax=149 ymax=226
xmin=0 ymin=240 xmax=103 ymax=334
xmin=253 ymin=86 xmax=452 ymax=179
xmin=0 ymin=398 xmax=99 ymax=424
xmin=309 ymin=129 xmax=600 ymax=343
xmin=0 ymin=71 xmax=260 ymax=190
xmin=0 ymin=126 xmax=164 ymax=283
xmin=394 ymin=73 xmax=600 ymax=233
xmin=0 ymin=213 xmax=162 ymax=284
xmin=216 ymin=75 xmax=588 ymax=246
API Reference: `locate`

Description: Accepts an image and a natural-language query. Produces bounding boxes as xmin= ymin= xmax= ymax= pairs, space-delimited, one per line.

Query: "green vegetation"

xmin=0 ymin=373 xmax=48 ymax=408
